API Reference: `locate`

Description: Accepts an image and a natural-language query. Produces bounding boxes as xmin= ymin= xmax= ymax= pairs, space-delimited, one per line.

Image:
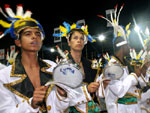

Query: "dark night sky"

xmin=0 ymin=0 xmax=150 ymax=61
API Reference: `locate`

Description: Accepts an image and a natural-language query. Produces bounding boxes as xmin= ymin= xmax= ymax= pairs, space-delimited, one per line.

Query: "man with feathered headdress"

xmin=0 ymin=4 xmax=70 ymax=113
xmin=53 ymin=21 xmax=100 ymax=113
xmin=96 ymin=4 xmax=143 ymax=113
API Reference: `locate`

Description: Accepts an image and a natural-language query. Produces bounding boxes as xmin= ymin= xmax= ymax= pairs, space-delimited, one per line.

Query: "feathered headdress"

xmin=6 ymin=46 xmax=18 ymax=65
xmin=0 ymin=4 xmax=45 ymax=40
xmin=129 ymin=48 xmax=146 ymax=66
xmin=53 ymin=21 xmax=96 ymax=44
xmin=97 ymin=4 xmax=131 ymax=47
xmin=91 ymin=58 xmax=103 ymax=69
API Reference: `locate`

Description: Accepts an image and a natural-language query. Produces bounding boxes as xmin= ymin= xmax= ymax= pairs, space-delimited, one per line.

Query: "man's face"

xmin=123 ymin=44 xmax=130 ymax=56
xmin=17 ymin=28 xmax=43 ymax=52
xmin=68 ymin=31 xmax=85 ymax=52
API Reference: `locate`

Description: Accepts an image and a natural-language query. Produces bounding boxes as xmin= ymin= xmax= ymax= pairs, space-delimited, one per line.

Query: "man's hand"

xmin=56 ymin=85 xmax=67 ymax=97
xmin=87 ymin=82 xmax=99 ymax=93
xmin=31 ymin=86 xmax=48 ymax=109
xmin=103 ymin=79 xmax=111 ymax=89
xmin=134 ymin=65 xmax=142 ymax=77
xmin=141 ymin=61 xmax=150 ymax=76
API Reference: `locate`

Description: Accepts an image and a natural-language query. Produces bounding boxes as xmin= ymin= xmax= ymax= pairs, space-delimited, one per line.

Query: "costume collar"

xmin=4 ymin=56 xmax=53 ymax=100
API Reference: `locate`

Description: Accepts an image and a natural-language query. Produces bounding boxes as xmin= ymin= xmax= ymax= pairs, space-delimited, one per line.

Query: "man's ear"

xmin=67 ymin=40 xmax=70 ymax=47
xmin=14 ymin=40 xmax=21 ymax=47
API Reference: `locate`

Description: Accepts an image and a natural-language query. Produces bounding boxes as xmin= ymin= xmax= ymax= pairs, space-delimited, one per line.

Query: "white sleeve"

xmin=46 ymin=86 xmax=69 ymax=113
xmin=96 ymin=74 xmax=105 ymax=98
xmin=0 ymin=80 xmax=39 ymax=113
xmin=108 ymin=73 xmax=138 ymax=98
xmin=69 ymin=85 xmax=92 ymax=106
xmin=140 ymin=89 xmax=150 ymax=103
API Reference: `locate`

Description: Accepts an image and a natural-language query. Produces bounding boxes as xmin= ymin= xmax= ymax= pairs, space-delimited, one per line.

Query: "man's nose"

xmin=31 ymin=33 xmax=37 ymax=39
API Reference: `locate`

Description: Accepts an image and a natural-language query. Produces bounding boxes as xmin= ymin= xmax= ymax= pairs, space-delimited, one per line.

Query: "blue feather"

xmin=53 ymin=32 xmax=64 ymax=37
xmin=63 ymin=22 xmax=71 ymax=33
xmin=88 ymin=35 xmax=96 ymax=42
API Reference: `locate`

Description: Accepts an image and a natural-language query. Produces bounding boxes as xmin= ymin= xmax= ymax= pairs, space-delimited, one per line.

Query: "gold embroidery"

xmin=4 ymin=62 xmax=29 ymax=101
xmin=74 ymin=105 xmax=86 ymax=113
xmin=16 ymin=104 xmax=19 ymax=108
xmin=4 ymin=59 xmax=53 ymax=112
xmin=130 ymin=73 xmax=138 ymax=83
xmin=47 ymin=105 xmax=51 ymax=111
xmin=40 ymin=59 xmax=52 ymax=75
xmin=141 ymin=107 xmax=150 ymax=112
xmin=45 ymin=84 xmax=54 ymax=101
xmin=83 ymin=85 xmax=90 ymax=102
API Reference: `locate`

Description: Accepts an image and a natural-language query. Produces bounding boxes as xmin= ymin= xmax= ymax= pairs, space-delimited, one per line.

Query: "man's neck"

xmin=115 ymin=52 xmax=124 ymax=63
xmin=21 ymin=52 xmax=39 ymax=68
xmin=70 ymin=50 xmax=82 ymax=63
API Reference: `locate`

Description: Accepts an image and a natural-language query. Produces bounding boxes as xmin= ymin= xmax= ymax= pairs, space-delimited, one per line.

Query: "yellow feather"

xmin=61 ymin=32 xmax=67 ymax=37
xmin=0 ymin=20 xmax=11 ymax=28
xmin=83 ymin=25 xmax=89 ymax=35
xmin=126 ymin=30 xmax=131 ymax=37
xmin=118 ymin=32 xmax=122 ymax=37
xmin=125 ymin=23 xmax=131 ymax=31
xmin=59 ymin=26 xmax=67 ymax=33
xmin=113 ymin=19 xmax=117 ymax=24
xmin=71 ymin=23 xmax=76 ymax=30
xmin=92 ymin=39 xmax=96 ymax=42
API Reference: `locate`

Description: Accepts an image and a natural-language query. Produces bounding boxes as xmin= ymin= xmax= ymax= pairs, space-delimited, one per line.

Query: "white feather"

xmin=23 ymin=10 xmax=32 ymax=18
xmin=117 ymin=5 xmax=124 ymax=24
xmin=110 ymin=11 xmax=114 ymax=24
xmin=13 ymin=51 xmax=18 ymax=60
xmin=6 ymin=50 xmax=9 ymax=61
xmin=9 ymin=48 xmax=15 ymax=59
xmin=101 ymin=16 xmax=113 ymax=26
xmin=129 ymin=49 xmax=134 ymax=58
xmin=132 ymin=49 xmax=137 ymax=59
xmin=16 ymin=5 xmax=23 ymax=17
xmin=141 ymin=51 xmax=147 ymax=59
xmin=0 ymin=7 xmax=8 ymax=18
xmin=0 ymin=34 xmax=5 ymax=39
xmin=5 ymin=6 xmax=16 ymax=17
xmin=138 ymin=50 xmax=144 ymax=58
xmin=114 ymin=5 xmax=117 ymax=21
xmin=56 ymin=46 xmax=66 ymax=59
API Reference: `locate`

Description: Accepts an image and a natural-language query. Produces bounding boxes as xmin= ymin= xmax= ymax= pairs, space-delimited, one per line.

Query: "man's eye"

xmin=36 ymin=32 xmax=42 ymax=37
xmin=81 ymin=37 xmax=84 ymax=40
xmin=73 ymin=36 xmax=78 ymax=39
xmin=24 ymin=33 xmax=31 ymax=36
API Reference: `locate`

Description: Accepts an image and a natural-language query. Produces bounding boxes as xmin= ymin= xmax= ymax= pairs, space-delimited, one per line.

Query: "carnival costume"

xmin=97 ymin=4 xmax=142 ymax=113
xmin=0 ymin=4 xmax=70 ymax=113
xmin=53 ymin=22 xmax=100 ymax=113
xmin=138 ymin=27 xmax=150 ymax=113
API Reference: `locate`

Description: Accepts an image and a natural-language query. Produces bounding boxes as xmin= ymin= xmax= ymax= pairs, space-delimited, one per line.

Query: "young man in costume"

xmin=53 ymin=22 xmax=100 ymax=113
xmin=0 ymin=4 xmax=69 ymax=113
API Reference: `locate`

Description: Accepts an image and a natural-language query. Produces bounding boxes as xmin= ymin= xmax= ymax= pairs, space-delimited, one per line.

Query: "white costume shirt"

xmin=0 ymin=58 xmax=92 ymax=113
xmin=97 ymin=56 xmax=141 ymax=113
xmin=0 ymin=59 xmax=70 ymax=113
